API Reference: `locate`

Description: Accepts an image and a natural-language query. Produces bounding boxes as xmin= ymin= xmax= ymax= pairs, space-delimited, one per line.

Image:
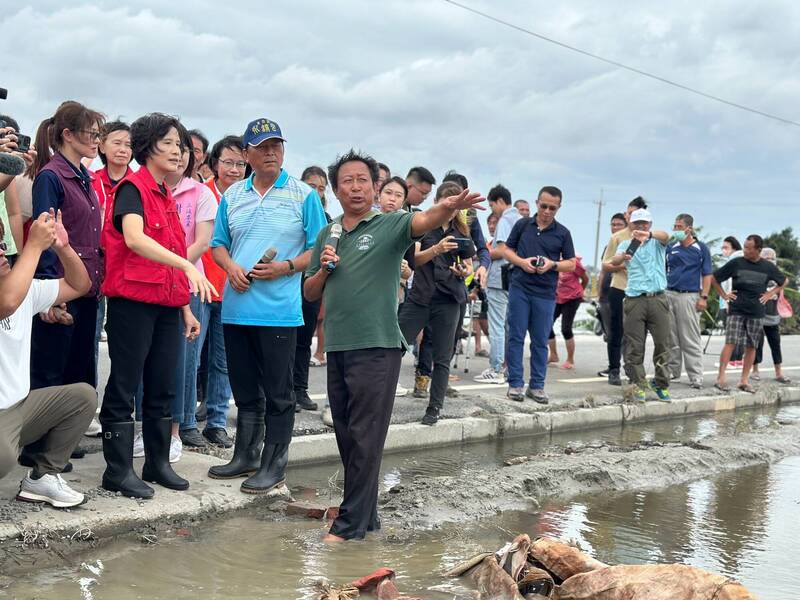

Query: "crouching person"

xmin=0 ymin=211 xmax=96 ymax=508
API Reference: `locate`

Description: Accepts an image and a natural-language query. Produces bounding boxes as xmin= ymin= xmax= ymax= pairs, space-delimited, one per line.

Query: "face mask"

xmin=672 ymin=230 xmax=687 ymax=242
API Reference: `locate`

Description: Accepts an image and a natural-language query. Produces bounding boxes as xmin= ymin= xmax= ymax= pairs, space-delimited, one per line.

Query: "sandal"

xmin=775 ymin=376 xmax=792 ymax=384
xmin=559 ymin=362 xmax=575 ymax=370
xmin=309 ymin=356 xmax=326 ymax=367
xmin=737 ymin=383 xmax=757 ymax=394
xmin=750 ymin=373 xmax=761 ymax=381
xmin=713 ymin=382 xmax=731 ymax=393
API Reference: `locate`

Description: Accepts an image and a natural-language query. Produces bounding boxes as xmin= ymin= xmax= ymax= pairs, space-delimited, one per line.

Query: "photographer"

xmin=608 ymin=209 xmax=672 ymax=402
xmin=503 ymin=186 xmax=576 ymax=404
xmin=398 ymin=181 xmax=474 ymax=426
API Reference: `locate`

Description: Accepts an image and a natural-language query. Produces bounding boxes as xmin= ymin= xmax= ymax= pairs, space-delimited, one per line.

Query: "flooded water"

xmin=6 ymin=404 xmax=800 ymax=600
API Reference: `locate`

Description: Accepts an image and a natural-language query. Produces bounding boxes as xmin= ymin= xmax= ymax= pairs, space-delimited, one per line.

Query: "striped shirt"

xmin=210 ymin=169 xmax=326 ymax=326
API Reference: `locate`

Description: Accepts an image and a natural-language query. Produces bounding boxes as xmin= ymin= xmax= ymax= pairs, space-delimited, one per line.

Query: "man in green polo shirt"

xmin=304 ymin=149 xmax=483 ymax=542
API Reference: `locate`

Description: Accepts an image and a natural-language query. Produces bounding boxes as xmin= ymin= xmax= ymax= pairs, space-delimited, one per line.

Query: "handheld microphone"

xmin=326 ymin=224 xmax=342 ymax=272
xmin=0 ymin=152 xmax=25 ymax=176
xmin=247 ymin=247 xmax=278 ymax=282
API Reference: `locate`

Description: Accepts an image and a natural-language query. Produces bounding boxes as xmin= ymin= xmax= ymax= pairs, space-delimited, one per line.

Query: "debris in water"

xmin=316 ymin=568 xmax=422 ymax=600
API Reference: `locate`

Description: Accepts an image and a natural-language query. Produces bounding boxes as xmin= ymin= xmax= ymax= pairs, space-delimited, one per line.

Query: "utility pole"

xmin=592 ymin=188 xmax=605 ymax=272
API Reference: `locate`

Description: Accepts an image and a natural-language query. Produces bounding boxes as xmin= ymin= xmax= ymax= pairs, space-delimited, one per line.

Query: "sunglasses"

xmin=538 ymin=203 xmax=559 ymax=212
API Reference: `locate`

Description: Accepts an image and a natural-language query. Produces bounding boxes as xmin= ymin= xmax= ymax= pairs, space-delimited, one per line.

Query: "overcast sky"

xmin=3 ymin=0 xmax=798 ymax=266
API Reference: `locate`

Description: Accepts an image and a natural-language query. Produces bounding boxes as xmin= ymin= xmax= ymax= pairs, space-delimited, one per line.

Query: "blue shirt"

xmin=488 ymin=206 xmax=521 ymax=289
xmin=505 ymin=217 xmax=575 ymax=299
xmin=617 ymin=238 xmax=668 ymax=297
xmin=666 ymin=240 xmax=712 ymax=292
xmin=210 ymin=170 xmax=327 ymax=326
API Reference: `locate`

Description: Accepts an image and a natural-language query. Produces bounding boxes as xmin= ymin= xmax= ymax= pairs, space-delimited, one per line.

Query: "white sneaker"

xmin=84 ymin=417 xmax=102 ymax=437
xmin=132 ymin=432 xmax=145 ymax=458
xmin=321 ymin=406 xmax=334 ymax=428
xmin=169 ymin=436 xmax=182 ymax=464
xmin=17 ymin=472 xmax=85 ymax=508
xmin=395 ymin=384 xmax=409 ymax=397
xmin=473 ymin=368 xmax=506 ymax=385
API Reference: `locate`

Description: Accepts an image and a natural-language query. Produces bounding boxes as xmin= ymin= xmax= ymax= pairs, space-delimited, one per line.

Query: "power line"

xmin=441 ymin=0 xmax=800 ymax=128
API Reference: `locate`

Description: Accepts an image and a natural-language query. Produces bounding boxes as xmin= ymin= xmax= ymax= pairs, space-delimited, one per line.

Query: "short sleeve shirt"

xmin=556 ymin=257 xmax=586 ymax=304
xmin=666 ymin=240 xmax=712 ymax=292
xmin=0 ymin=279 xmax=59 ymax=409
xmin=617 ymin=238 xmax=668 ymax=297
xmin=487 ymin=206 xmax=521 ymax=289
xmin=505 ymin=217 xmax=575 ymax=299
xmin=713 ymin=257 xmax=786 ymax=318
xmin=210 ymin=170 xmax=327 ymax=327
xmin=307 ymin=210 xmax=417 ymax=352
xmin=602 ymin=228 xmax=632 ymax=290
xmin=173 ymin=178 xmax=217 ymax=272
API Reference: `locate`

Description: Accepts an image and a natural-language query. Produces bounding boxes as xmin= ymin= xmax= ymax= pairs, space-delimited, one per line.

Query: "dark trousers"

xmin=606 ymin=287 xmax=626 ymax=371
xmin=417 ymin=303 xmax=467 ymax=377
xmin=399 ymin=300 xmax=461 ymax=410
xmin=100 ymin=298 xmax=180 ymax=424
xmin=294 ymin=297 xmax=321 ymax=393
xmin=224 ymin=324 xmax=296 ymax=444
xmin=30 ymin=296 xmax=99 ymax=390
xmin=755 ymin=324 xmax=782 ymax=365
xmin=623 ymin=294 xmax=672 ymax=388
xmin=327 ymin=348 xmax=402 ymax=540
xmin=549 ymin=297 xmax=582 ymax=340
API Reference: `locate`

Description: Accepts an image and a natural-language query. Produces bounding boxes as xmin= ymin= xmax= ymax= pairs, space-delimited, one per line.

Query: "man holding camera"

xmin=607 ymin=209 xmax=672 ymax=401
xmin=208 ymin=118 xmax=326 ymax=494
xmin=503 ymin=186 xmax=576 ymax=403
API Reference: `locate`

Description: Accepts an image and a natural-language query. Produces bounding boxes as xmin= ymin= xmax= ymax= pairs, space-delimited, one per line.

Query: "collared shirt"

xmin=666 ymin=239 xmax=712 ymax=292
xmin=307 ymin=210 xmax=417 ymax=352
xmin=211 ymin=169 xmax=326 ymax=326
xmin=32 ymin=152 xmax=102 ymax=296
xmin=172 ymin=177 xmax=217 ymax=273
xmin=602 ymin=227 xmax=633 ymax=290
xmin=617 ymin=238 xmax=668 ymax=297
xmin=505 ymin=217 xmax=575 ymax=299
xmin=487 ymin=205 xmax=521 ymax=289
xmin=407 ymin=223 xmax=471 ymax=306
xmin=469 ymin=217 xmax=491 ymax=271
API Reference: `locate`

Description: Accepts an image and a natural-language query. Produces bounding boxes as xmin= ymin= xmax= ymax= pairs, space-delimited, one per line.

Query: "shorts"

xmin=725 ymin=314 xmax=763 ymax=349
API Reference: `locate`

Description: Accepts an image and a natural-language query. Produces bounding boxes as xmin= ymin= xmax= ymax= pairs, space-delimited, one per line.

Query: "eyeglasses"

xmin=539 ymin=203 xmax=559 ymax=212
xmin=219 ymin=159 xmax=247 ymax=170
xmin=77 ymin=130 xmax=102 ymax=141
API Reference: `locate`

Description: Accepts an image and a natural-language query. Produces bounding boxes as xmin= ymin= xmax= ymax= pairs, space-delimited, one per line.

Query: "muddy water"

xmin=6 ymin=404 xmax=800 ymax=600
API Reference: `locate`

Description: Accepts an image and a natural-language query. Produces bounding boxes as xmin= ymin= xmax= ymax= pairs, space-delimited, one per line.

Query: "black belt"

xmin=668 ymin=289 xmax=699 ymax=294
xmin=629 ymin=291 xmax=665 ymax=298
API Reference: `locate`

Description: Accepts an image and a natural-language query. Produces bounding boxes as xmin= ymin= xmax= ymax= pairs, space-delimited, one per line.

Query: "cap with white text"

xmin=243 ymin=118 xmax=286 ymax=147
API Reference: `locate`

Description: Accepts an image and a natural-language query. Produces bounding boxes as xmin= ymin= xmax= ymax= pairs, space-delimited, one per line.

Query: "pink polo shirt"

xmin=172 ymin=176 xmax=217 ymax=273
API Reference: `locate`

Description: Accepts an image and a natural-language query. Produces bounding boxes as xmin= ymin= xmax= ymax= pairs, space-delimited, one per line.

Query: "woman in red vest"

xmin=100 ymin=113 xmax=215 ymax=499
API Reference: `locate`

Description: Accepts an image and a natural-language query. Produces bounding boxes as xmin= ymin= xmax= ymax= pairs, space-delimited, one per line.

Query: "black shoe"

xmin=241 ymin=443 xmax=288 ymax=494
xmin=101 ymin=421 xmax=154 ymax=499
xmin=295 ymin=390 xmax=318 ymax=411
xmin=421 ymin=407 xmax=439 ymax=426
xmin=597 ymin=368 xmax=609 ymax=377
xmin=142 ymin=418 xmax=189 ymax=491
xmin=18 ymin=453 xmax=73 ymax=474
xmin=70 ymin=446 xmax=87 ymax=459
xmin=208 ymin=410 xmax=265 ymax=480
xmin=445 ymin=386 xmax=460 ymax=398
xmin=203 ymin=427 xmax=233 ymax=448
xmin=179 ymin=428 xmax=207 ymax=448
xmin=608 ymin=369 xmax=622 ymax=386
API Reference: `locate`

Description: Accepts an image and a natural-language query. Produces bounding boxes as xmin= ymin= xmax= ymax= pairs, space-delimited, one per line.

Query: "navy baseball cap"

xmin=243 ymin=118 xmax=286 ymax=147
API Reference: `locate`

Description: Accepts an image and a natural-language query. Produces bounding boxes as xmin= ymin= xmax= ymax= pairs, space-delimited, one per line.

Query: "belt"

xmin=629 ymin=291 xmax=665 ymax=298
xmin=668 ymin=289 xmax=699 ymax=294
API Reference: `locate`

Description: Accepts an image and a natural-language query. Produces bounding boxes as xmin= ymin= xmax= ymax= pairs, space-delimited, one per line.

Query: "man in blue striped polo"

xmin=208 ymin=118 xmax=327 ymax=494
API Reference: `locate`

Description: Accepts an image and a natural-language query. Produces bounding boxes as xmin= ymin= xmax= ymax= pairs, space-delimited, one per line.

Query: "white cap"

xmin=630 ymin=208 xmax=652 ymax=223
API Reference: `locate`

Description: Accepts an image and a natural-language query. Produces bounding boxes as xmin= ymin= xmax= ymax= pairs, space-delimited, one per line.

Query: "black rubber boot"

xmin=101 ymin=421 xmax=154 ymax=499
xmin=208 ymin=410 xmax=265 ymax=480
xmin=141 ymin=417 xmax=189 ymax=491
xmin=240 ymin=443 xmax=289 ymax=494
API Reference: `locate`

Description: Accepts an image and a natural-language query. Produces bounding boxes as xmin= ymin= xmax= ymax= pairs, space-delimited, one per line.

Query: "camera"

xmin=15 ymin=134 xmax=30 ymax=153
xmin=533 ymin=256 xmax=546 ymax=268
xmin=450 ymin=237 xmax=475 ymax=259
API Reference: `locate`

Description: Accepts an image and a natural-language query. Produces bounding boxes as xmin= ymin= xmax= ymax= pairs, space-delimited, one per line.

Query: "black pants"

xmin=399 ymin=300 xmax=461 ymax=410
xmin=30 ymin=296 xmax=99 ymax=390
xmin=606 ymin=287 xmax=626 ymax=371
xmin=100 ymin=298 xmax=180 ymax=424
xmin=294 ymin=297 xmax=321 ymax=393
xmin=224 ymin=324 xmax=296 ymax=444
xmin=327 ymin=348 xmax=402 ymax=540
xmin=416 ymin=302 xmax=466 ymax=377
xmin=549 ymin=297 xmax=582 ymax=340
xmin=755 ymin=324 xmax=782 ymax=365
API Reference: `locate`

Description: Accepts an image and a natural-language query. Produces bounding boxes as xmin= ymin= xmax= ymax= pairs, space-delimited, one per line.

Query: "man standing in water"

xmin=304 ymin=150 xmax=483 ymax=541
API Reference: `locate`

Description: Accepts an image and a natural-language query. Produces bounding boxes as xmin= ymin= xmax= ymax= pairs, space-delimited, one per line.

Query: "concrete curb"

xmin=288 ymin=387 xmax=800 ymax=464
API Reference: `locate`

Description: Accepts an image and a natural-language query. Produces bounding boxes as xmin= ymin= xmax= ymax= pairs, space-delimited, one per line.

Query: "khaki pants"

xmin=666 ymin=291 xmax=704 ymax=384
xmin=623 ymin=294 xmax=672 ymax=388
xmin=0 ymin=383 xmax=96 ymax=479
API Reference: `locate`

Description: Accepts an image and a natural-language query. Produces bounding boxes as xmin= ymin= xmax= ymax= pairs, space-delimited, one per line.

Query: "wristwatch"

xmin=700 ymin=294 xmax=708 ymax=299
xmin=286 ymin=259 xmax=295 ymax=276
